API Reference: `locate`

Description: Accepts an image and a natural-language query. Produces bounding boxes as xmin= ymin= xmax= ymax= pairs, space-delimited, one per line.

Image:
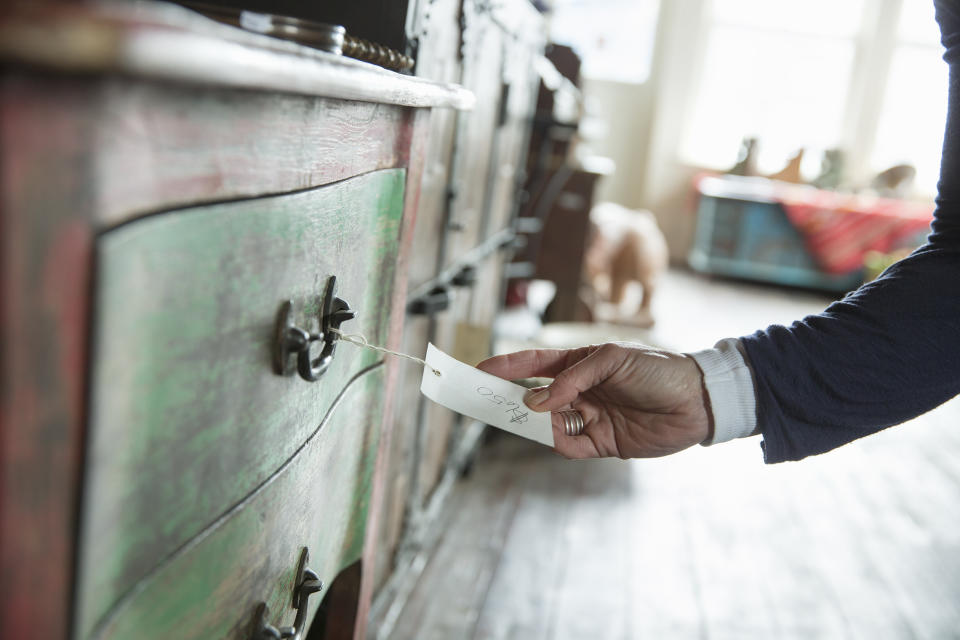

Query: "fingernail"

xmin=525 ymin=388 xmax=550 ymax=408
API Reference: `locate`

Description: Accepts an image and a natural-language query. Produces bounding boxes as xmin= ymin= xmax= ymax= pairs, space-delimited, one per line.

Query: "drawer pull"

xmin=451 ymin=265 xmax=478 ymax=287
xmin=407 ymin=285 xmax=451 ymax=315
xmin=253 ymin=548 xmax=324 ymax=640
xmin=274 ymin=277 xmax=356 ymax=382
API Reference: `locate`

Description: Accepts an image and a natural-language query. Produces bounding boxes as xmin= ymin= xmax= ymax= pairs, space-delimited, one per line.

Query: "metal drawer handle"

xmin=253 ymin=548 xmax=324 ymax=640
xmin=451 ymin=265 xmax=477 ymax=287
xmin=407 ymin=285 xmax=452 ymax=315
xmin=274 ymin=276 xmax=356 ymax=382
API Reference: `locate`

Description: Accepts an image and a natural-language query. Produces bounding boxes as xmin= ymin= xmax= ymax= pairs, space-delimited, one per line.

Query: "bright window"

xmin=871 ymin=1 xmax=946 ymax=193
xmin=549 ymin=0 xmax=660 ymax=84
xmin=680 ymin=0 xmax=946 ymax=196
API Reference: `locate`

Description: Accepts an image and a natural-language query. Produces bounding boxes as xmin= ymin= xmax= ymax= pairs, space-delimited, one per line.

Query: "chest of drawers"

xmin=79 ymin=170 xmax=407 ymax=639
xmin=0 ymin=4 xmax=474 ymax=638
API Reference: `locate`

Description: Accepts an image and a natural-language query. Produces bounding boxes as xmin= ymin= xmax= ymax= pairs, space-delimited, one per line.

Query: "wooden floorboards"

xmin=383 ymin=271 xmax=960 ymax=639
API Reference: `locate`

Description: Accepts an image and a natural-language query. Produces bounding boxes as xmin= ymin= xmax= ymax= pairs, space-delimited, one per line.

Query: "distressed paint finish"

xmin=364 ymin=0 xmax=465 ymax=604
xmin=4 ymin=73 xmax=416 ymax=228
xmin=0 ymin=75 xmax=98 ymax=640
xmin=76 ymin=170 xmax=405 ymax=640
xmin=354 ymin=106 xmax=430 ymax=639
xmin=93 ymin=367 xmax=386 ymax=640
xmin=89 ymin=79 xmax=416 ymax=225
xmin=0 ymin=72 xmax=425 ymax=640
xmin=480 ymin=3 xmax=543 ymax=241
xmin=403 ymin=0 xmax=463 ymax=291
xmin=441 ymin=2 xmax=505 ymax=272
xmin=0 ymin=2 xmax=480 ymax=632
xmin=0 ymin=5 xmax=508 ymax=638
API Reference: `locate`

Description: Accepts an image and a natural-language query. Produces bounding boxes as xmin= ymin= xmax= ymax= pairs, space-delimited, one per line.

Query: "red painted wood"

xmin=1 ymin=75 xmax=95 ymax=640
xmin=353 ymin=107 xmax=430 ymax=640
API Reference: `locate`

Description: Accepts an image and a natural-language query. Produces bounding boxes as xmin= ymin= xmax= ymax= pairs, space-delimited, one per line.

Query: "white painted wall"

xmin=578 ymin=0 xmax=711 ymax=263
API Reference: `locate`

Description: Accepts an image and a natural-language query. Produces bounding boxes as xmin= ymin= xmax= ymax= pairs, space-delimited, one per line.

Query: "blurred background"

xmin=503 ymin=0 xmax=944 ymax=333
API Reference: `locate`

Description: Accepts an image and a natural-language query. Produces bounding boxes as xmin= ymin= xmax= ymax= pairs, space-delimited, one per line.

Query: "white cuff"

xmin=687 ymin=338 xmax=757 ymax=446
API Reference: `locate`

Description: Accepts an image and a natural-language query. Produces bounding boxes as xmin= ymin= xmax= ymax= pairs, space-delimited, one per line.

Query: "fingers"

xmin=476 ymin=347 xmax=591 ymax=381
xmin=528 ymin=344 xmax=624 ymax=412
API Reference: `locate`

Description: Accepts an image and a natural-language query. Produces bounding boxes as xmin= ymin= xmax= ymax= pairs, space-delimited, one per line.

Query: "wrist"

xmin=686 ymin=338 xmax=758 ymax=446
xmin=691 ymin=355 xmax=715 ymax=445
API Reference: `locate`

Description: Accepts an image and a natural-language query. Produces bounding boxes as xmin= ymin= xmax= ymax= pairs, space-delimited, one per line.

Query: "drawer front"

xmin=77 ymin=169 xmax=406 ymax=639
xmin=90 ymin=367 xmax=385 ymax=640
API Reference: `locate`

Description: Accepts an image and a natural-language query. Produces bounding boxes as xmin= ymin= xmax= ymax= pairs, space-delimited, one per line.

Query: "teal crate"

xmin=689 ymin=191 xmax=863 ymax=292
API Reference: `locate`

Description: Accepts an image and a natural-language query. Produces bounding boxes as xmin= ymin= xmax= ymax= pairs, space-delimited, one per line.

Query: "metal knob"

xmin=274 ymin=276 xmax=356 ymax=382
xmin=252 ymin=548 xmax=324 ymax=640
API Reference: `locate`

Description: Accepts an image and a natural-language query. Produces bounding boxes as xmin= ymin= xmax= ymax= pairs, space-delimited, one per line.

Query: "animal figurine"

xmin=871 ymin=164 xmax=916 ymax=198
xmin=766 ymin=149 xmax=805 ymax=183
xmin=582 ymin=202 xmax=669 ymax=328
xmin=812 ymin=148 xmax=846 ymax=190
xmin=728 ymin=136 xmax=759 ymax=176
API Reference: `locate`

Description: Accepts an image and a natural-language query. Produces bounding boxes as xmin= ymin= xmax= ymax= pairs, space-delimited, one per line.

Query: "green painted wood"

xmin=95 ymin=367 xmax=386 ymax=640
xmin=0 ymin=73 xmax=419 ymax=640
xmin=77 ymin=169 xmax=406 ymax=640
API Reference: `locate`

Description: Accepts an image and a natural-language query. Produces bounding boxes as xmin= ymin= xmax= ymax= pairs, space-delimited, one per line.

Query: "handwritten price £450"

xmin=475 ymin=386 xmax=529 ymax=424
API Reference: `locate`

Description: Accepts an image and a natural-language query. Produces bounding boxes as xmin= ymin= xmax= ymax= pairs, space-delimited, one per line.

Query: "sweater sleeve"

xmin=740 ymin=0 xmax=960 ymax=463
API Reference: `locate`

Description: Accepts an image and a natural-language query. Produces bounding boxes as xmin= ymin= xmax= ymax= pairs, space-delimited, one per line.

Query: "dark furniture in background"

xmin=511 ymin=44 xmax=613 ymax=322
xmin=530 ymin=163 xmax=613 ymax=321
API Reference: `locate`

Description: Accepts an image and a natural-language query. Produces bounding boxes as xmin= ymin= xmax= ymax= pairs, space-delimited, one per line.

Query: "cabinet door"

xmin=88 ymin=367 xmax=386 ymax=640
xmin=442 ymin=2 xmax=505 ymax=269
xmin=77 ymin=169 xmax=405 ymax=640
xmin=483 ymin=4 xmax=544 ymax=240
xmin=406 ymin=0 xmax=463 ymax=290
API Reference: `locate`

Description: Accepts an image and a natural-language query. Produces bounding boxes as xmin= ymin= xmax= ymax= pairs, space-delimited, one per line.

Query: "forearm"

xmin=740 ymin=247 xmax=960 ymax=462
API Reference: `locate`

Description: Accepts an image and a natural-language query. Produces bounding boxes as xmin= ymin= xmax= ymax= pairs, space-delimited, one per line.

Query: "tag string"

xmin=329 ymin=328 xmax=442 ymax=376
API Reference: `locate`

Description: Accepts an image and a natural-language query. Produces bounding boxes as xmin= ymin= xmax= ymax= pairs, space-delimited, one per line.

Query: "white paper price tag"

xmin=420 ymin=343 xmax=554 ymax=447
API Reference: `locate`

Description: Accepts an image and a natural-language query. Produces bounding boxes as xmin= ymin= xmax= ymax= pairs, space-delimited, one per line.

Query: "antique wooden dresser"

xmin=0 ymin=1 xmax=543 ymax=638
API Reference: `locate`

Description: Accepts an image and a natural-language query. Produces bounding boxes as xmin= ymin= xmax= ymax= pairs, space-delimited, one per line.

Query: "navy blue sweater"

xmin=740 ymin=0 xmax=960 ymax=463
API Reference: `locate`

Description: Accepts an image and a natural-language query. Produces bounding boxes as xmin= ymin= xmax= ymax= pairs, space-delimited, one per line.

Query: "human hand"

xmin=476 ymin=343 xmax=712 ymax=459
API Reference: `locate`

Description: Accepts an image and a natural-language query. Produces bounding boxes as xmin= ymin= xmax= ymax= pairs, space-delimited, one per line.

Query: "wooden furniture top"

xmin=0 ymin=1 xmax=475 ymax=110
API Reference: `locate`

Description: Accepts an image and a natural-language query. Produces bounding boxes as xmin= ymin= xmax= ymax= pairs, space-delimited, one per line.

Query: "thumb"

xmin=526 ymin=344 xmax=623 ymax=412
